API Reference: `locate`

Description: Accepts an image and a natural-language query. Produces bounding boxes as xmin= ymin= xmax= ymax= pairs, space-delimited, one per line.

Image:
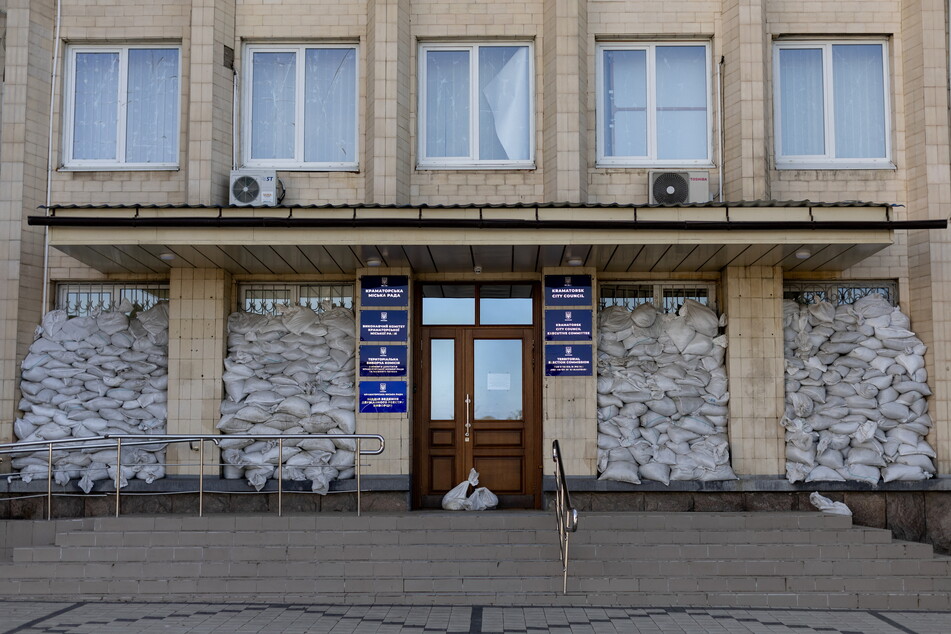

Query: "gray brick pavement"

xmin=2 ymin=601 xmax=951 ymax=633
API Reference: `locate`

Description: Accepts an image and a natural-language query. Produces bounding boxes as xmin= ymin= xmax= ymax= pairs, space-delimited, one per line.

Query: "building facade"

xmin=1 ymin=0 xmax=950 ymax=529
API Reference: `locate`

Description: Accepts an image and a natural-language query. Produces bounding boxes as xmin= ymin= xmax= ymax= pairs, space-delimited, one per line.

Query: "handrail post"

xmin=114 ymin=437 xmax=122 ymax=518
xmin=356 ymin=437 xmax=361 ymax=517
xmin=198 ymin=439 xmax=205 ymax=517
xmin=277 ymin=438 xmax=283 ymax=517
xmin=47 ymin=442 xmax=53 ymax=520
xmin=552 ymin=439 xmax=578 ymax=595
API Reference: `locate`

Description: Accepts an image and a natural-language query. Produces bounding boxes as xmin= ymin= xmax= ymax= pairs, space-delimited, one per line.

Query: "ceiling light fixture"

xmin=794 ymin=249 xmax=812 ymax=260
xmin=366 ymin=257 xmax=382 ymax=267
xmin=158 ymin=252 xmax=176 ymax=262
xmin=567 ymin=256 xmax=584 ymax=267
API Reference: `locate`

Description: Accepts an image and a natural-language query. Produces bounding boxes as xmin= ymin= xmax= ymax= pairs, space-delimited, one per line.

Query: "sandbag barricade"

xmin=596 ymin=299 xmax=737 ymax=485
xmin=782 ymin=295 xmax=936 ymax=484
xmin=15 ymin=301 xmax=170 ymax=492
xmin=219 ymin=304 xmax=357 ymax=494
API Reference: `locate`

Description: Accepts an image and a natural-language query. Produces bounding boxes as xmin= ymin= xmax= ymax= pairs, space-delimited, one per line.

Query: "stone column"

xmin=720 ymin=0 xmax=768 ymax=200
xmin=901 ymin=0 xmax=951 ymax=472
xmin=722 ymin=266 xmax=785 ymax=475
xmin=165 ymin=268 xmax=232 ymax=474
xmin=542 ymin=0 xmax=587 ymax=203
xmin=186 ymin=0 xmax=236 ymax=204
xmin=365 ymin=0 xmax=411 ymax=204
xmin=0 ymin=0 xmax=54 ymax=436
xmin=542 ymin=267 xmax=597 ymax=476
xmin=354 ymin=267 xmax=412 ymax=476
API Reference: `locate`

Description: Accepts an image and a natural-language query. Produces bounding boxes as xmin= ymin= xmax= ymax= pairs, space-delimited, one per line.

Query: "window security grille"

xmin=56 ymin=282 xmax=170 ymax=317
xmin=599 ymin=282 xmax=716 ymax=313
xmin=783 ymin=280 xmax=898 ymax=306
xmin=239 ymin=283 xmax=354 ymax=315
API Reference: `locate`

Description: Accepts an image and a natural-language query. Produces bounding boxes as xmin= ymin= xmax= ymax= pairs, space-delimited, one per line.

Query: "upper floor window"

xmin=773 ymin=41 xmax=891 ymax=169
xmin=418 ymin=43 xmax=534 ymax=169
xmin=597 ymin=42 xmax=711 ymax=167
xmin=64 ymin=45 xmax=180 ymax=169
xmin=243 ymin=44 xmax=358 ymax=170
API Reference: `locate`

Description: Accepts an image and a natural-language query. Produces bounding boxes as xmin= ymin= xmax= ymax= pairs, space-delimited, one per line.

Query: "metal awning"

xmin=30 ymin=201 xmax=945 ymax=276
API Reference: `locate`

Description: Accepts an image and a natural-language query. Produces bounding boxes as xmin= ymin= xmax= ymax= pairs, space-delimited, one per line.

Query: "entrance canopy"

xmin=31 ymin=201 xmax=943 ymax=275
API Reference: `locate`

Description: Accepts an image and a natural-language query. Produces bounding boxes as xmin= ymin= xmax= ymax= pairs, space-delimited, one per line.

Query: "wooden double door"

xmin=415 ymin=325 xmax=540 ymax=508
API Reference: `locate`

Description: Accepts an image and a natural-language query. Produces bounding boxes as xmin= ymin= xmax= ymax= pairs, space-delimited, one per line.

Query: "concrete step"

xmin=2 ymin=511 xmax=949 ymax=609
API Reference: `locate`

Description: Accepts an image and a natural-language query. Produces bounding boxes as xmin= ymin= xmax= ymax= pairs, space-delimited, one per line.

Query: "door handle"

xmin=464 ymin=393 xmax=471 ymax=442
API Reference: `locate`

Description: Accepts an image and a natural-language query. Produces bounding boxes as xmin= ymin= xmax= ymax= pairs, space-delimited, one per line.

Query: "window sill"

xmin=595 ymin=161 xmax=716 ymax=170
xmin=417 ymin=161 xmax=536 ymax=171
xmin=775 ymin=161 xmax=896 ymax=171
xmin=59 ymin=164 xmax=180 ymax=172
xmin=241 ymin=164 xmax=359 ymax=172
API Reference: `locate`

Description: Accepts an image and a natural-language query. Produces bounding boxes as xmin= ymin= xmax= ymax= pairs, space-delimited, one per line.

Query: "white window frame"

xmin=417 ymin=42 xmax=535 ymax=170
xmin=596 ymin=41 xmax=713 ymax=168
xmin=242 ymin=44 xmax=359 ymax=171
xmin=773 ymin=40 xmax=893 ymax=170
xmin=62 ymin=44 xmax=181 ymax=171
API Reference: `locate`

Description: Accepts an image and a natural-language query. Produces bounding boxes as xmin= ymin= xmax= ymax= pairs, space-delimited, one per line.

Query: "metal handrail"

xmin=0 ymin=433 xmax=384 ymax=520
xmin=551 ymin=439 xmax=578 ymax=594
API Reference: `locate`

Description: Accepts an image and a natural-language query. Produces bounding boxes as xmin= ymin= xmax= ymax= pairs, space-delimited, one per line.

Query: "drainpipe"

xmin=43 ymin=0 xmax=63 ymax=313
xmin=717 ymin=55 xmax=725 ymax=202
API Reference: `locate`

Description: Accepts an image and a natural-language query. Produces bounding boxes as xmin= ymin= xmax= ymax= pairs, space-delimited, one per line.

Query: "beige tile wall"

xmin=722 ymin=265 xmax=785 ymax=475
xmin=166 ymin=268 xmax=232 ymax=474
xmin=1 ymin=0 xmax=55 ymax=435
xmin=48 ymin=0 xmax=190 ymax=205
xmin=408 ymin=0 xmax=546 ymax=204
xmin=5 ymin=0 xmax=951 ymax=480
xmin=898 ymin=0 xmax=951 ymax=471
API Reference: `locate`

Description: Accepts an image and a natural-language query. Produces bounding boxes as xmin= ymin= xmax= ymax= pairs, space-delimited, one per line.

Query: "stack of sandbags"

xmin=597 ymin=300 xmax=736 ymax=485
xmin=219 ymin=303 xmax=356 ymax=494
xmin=782 ymin=295 xmax=935 ymax=484
xmin=15 ymin=301 xmax=170 ymax=492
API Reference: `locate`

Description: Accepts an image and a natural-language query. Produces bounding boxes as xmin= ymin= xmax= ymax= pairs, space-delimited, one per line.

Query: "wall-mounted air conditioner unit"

xmin=649 ymin=171 xmax=710 ymax=205
xmin=229 ymin=169 xmax=284 ymax=206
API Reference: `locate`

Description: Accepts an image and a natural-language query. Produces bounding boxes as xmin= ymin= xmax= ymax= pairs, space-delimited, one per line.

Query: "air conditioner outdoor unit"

xmin=229 ymin=169 xmax=284 ymax=206
xmin=649 ymin=171 xmax=710 ymax=205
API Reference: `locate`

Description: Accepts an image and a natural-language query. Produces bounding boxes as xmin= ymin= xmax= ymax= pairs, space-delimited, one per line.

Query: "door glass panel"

xmin=422 ymin=284 xmax=476 ymax=325
xmin=479 ymin=285 xmax=533 ymax=325
xmin=474 ymin=339 xmax=523 ymax=420
xmin=430 ymin=339 xmax=455 ymax=420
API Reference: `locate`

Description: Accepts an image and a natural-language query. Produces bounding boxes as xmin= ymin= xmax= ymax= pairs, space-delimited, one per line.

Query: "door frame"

xmin=412 ymin=281 xmax=543 ymax=509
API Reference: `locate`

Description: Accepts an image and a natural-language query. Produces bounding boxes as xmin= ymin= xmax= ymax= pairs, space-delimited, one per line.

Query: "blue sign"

xmin=360 ymin=309 xmax=408 ymax=341
xmin=359 ymin=381 xmax=407 ymax=413
xmin=545 ymin=309 xmax=593 ymax=341
xmin=545 ymin=275 xmax=592 ymax=306
xmin=360 ymin=344 xmax=407 ymax=377
xmin=361 ymin=275 xmax=409 ymax=307
xmin=545 ymin=344 xmax=593 ymax=377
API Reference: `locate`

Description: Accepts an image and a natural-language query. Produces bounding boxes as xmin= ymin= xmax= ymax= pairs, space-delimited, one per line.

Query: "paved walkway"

xmin=2 ymin=601 xmax=951 ymax=633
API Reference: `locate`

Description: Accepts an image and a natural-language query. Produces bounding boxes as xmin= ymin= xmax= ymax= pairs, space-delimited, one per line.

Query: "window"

xmin=773 ymin=41 xmax=890 ymax=168
xmin=599 ymin=282 xmax=716 ymax=313
xmin=64 ymin=46 xmax=180 ymax=169
xmin=418 ymin=43 xmax=533 ymax=168
xmin=597 ymin=42 xmax=711 ymax=166
xmin=421 ymin=284 xmax=534 ymax=325
xmin=244 ymin=45 xmax=358 ymax=170
xmin=783 ymin=280 xmax=897 ymax=306
xmin=239 ymin=283 xmax=354 ymax=315
xmin=56 ymin=282 xmax=170 ymax=316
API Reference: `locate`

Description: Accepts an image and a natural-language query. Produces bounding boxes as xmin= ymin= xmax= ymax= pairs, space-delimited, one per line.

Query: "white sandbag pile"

xmin=782 ymin=295 xmax=936 ymax=484
xmin=15 ymin=301 xmax=170 ymax=492
xmin=597 ymin=300 xmax=736 ymax=485
xmin=219 ymin=304 xmax=357 ymax=494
